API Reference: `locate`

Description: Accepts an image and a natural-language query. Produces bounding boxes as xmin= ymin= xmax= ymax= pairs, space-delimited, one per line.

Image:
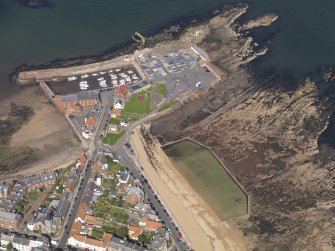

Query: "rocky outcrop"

xmin=240 ymin=13 xmax=278 ymax=31
xmin=150 ymin=5 xmax=335 ymax=251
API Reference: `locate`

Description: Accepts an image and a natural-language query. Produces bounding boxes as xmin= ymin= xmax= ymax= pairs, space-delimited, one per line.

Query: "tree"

xmin=6 ymin=241 xmax=13 ymax=251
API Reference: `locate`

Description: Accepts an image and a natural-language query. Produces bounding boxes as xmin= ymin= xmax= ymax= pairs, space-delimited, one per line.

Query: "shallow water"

xmin=0 ymin=0 xmax=334 ymax=95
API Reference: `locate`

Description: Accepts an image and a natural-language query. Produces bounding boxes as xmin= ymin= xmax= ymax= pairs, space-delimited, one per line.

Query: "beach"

xmin=131 ymin=125 xmax=251 ymax=251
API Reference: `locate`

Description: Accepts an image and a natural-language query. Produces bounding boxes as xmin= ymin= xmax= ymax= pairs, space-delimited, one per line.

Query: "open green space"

xmin=163 ymin=140 xmax=248 ymax=220
xmin=106 ymin=156 xmax=124 ymax=173
xmin=158 ymin=101 xmax=177 ymax=112
xmin=156 ymin=83 xmax=168 ymax=97
xmin=93 ymin=200 xmax=129 ymax=223
xmin=102 ymin=132 xmax=125 ymax=146
xmin=123 ymin=89 xmax=151 ymax=116
xmin=109 ymin=118 xmax=121 ymax=125
xmin=27 ymin=190 xmax=38 ymax=201
xmin=103 ymin=224 xmax=128 ymax=238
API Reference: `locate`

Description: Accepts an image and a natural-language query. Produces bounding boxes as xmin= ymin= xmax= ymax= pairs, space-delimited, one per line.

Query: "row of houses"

xmin=55 ymin=90 xmax=100 ymax=114
xmin=0 ymin=233 xmax=49 ymax=251
xmin=26 ymin=164 xmax=83 ymax=236
xmin=0 ymin=171 xmax=58 ymax=230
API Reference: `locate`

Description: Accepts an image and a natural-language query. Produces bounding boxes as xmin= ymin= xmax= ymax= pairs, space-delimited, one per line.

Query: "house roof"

xmin=79 ymin=154 xmax=87 ymax=166
xmin=76 ymin=203 xmax=88 ymax=221
xmin=65 ymin=180 xmax=76 ymax=193
xmin=125 ymin=194 xmax=140 ymax=205
xmin=127 ymin=225 xmax=143 ymax=240
xmin=144 ymin=219 xmax=162 ymax=230
xmin=117 ymin=85 xmax=128 ymax=98
xmin=111 ymin=109 xmax=122 ymax=117
xmin=71 ymin=232 xmax=112 ymax=248
xmin=85 ymin=117 xmax=97 ymax=126
xmin=84 ymin=214 xmax=98 ymax=225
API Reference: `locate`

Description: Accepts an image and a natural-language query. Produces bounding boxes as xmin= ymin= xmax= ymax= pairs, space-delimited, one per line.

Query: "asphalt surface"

xmin=57 ymin=88 xmax=191 ymax=250
xmin=112 ymin=146 xmax=191 ymax=251
xmin=57 ymin=91 xmax=114 ymax=249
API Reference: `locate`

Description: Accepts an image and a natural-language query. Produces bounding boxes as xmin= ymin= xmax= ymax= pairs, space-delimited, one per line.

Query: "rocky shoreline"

xmin=10 ymin=7 xmax=221 ymax=85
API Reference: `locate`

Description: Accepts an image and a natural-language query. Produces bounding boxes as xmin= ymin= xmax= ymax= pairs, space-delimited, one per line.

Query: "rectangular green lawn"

xmin=123 ymin=89 xmax=151 ymax=115
xmin=164 ymin=140 xmax=248 ymax=220
xmin=102 ymin=132 xmax=125 ymax=146
xmin=156 ymin=83 xmax=168 ymax=97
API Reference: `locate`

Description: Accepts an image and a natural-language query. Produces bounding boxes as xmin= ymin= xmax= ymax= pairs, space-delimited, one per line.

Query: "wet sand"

xmin=0 ymin=86 xmax=82 ymax=180
xmin=131 ymin=125 xmax=250 ymax=251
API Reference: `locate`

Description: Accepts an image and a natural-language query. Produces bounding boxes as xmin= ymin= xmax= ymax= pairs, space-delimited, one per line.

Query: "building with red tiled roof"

xmin=127 ymin=225 xmax=143 ymax=241
xmin=111 ymin=109 xmax=122 ymax=117
xmin=75 ymin=203 xmax=89 ymax=223
xmin=77 ymin=154 xmax=87 ymax=172
xmin=85 ymin=117 xmax=97 ymax=127
xmin=67 ymin=232 xmax=112 ymax=251
xmin=65 ymin=180 xmax=76 ymax=193
xmin=116 ymin=85 xmax=128 ymax=99
xmin=139 ymin=218 xmax=162 ymax=232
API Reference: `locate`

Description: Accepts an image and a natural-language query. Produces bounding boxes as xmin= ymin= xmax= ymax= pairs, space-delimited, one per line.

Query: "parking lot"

xmin=47 ymin=66 xmax=141 ymax=95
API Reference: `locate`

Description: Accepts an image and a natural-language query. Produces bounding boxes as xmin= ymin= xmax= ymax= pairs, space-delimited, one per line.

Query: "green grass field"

xmin=109 ymin=118 xmax=120 ymax=125
xmin=164 ymin=140 xmax=248 ymax=220
xmin=102 ymin=132 xmax=125 ymax=146
xmin=123 ymin=89 xmax=151 ymax=116
xmin=158 ymin=101 xmax=177 ymax=112
xmin=156 ymin=83 xmax=168 ymax=97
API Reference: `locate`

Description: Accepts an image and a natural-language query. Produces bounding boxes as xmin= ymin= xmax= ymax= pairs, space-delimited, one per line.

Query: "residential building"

xmin=124 ymin=187 xmax=143 ymax=206
xmin=150 ymin=236 xmax=167 ymax=251
xmin=67 ymin=232 xmax=112 ymax=251
xmin=0 ymin=183 xmax=12 ymax=200
xmin=107 ymin=236 xmax=145 ymax=251
xmin=55 ymin=91 xmax=100 ymax=114
xmin=127 ymin=226 xmax=143 ymax=241
xmin=117 ymin=172 xmax=129 ymax=184
xmin=0 ymin=233 xmax=49 ymax=251
xmin=116 ymin=85 xmax=128 ymax=99
xmin=120 ymin=119 xmax=130 ymax=128
xmin=109 ymin=125 xmax=118 ymax=132
xmin=111 ymin=109 xmax=122 ymax=117
xmin=28 ymin=200 xmax=62 ymax=235
xmin=2 ymin=183 xmax=27 ymax=212
xmin=139 ymin=218 xmax=162 ymax=232
xmin=19 ymin=171 xmax=58 ymax=191
xmin=0 ymin=211 xmax=22 ymax=229
xmin=114 ymin=98 xmax=125 ymax=110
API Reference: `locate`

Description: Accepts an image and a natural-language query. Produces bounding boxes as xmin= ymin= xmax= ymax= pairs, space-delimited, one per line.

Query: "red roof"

xmin=116 ymin=85 xmax=127 ymax=98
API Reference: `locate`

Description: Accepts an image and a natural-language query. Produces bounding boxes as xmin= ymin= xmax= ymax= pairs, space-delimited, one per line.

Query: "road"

xmin=112 ymin=146 xmax=190 ymax=251
xmin=57 ymin=91 xmax=114 ymax=249
xmin=58 ymin=87 xmax=190 ymax=250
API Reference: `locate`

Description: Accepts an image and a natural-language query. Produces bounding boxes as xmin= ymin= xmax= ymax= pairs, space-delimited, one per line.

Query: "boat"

xmin=127 ymin=70 xmax=134 ymax=74
xmin=115 ymin=68 xmax=121 ymax=72
xmin=112 ymin=80 xmax=118 ymax=85
xmin=108 ymin=70 xmax=113 ymax=73
xmin=92 ymin=73 xmax=98 ymax=76
xmin=81 ymin=74 xmax=89 ymax=78
xmin=126 ymin=77 xmax=131 ymax=82
xmin=99 ymin=71 xmax=106 ymax=75
xmin=79 ymin=80 xmax=88 ymax=85
xmin=97 ymin=77 xmax=104 ymax=81
xmin=67 ymin=76 xmax=77 ymax=81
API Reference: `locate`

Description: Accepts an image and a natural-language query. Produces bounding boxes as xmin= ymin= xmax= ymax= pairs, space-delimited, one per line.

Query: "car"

xmin=144 ymin=179 xmax=148 ymax=183
xmin=140 ymin=166 xmax=144 ymax=171
xmin=148 ymin=185 xmax=151 ymax=189
xmin=125 ymin=167 xmax=129 ymax=171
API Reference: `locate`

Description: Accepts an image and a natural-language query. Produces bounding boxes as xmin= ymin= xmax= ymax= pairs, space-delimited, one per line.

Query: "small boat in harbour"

xmin=67 ymin=76 xmax=77 ymax=81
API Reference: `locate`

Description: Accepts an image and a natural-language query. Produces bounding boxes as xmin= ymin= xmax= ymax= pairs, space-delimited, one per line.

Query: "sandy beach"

xmin=0 ymin=86 xmax=82 ymax=180
xmin=131 ymin=125 xmax=250 ymax=251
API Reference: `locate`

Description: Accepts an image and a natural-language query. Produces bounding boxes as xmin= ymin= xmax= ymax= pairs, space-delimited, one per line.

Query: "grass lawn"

xmin=93 ymin=200 xmax=129 ymax=223
xmin=156 ymin=83 xmax=168 ymax=97
xmin=109 ymin=118 xmax=121 ymax=125
xmin=123 ymin=89 xmax=151 ymax=116
xmin=103 ymin=224 xmax=128 ymax=238
xmin=102 ymin=132 xmax=125 ymax=146
xmin=91 ymin=228 xmax=104 ymax=239
xmin=164 ymin=140 xmax=248 ymax=220
xmin=102 ymin=178 xmax=117 ymax=190
xmin=158 ymin=101 xmax=177 ymax=112
xmin=27 ymin=190 xmax=38 ymax=201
